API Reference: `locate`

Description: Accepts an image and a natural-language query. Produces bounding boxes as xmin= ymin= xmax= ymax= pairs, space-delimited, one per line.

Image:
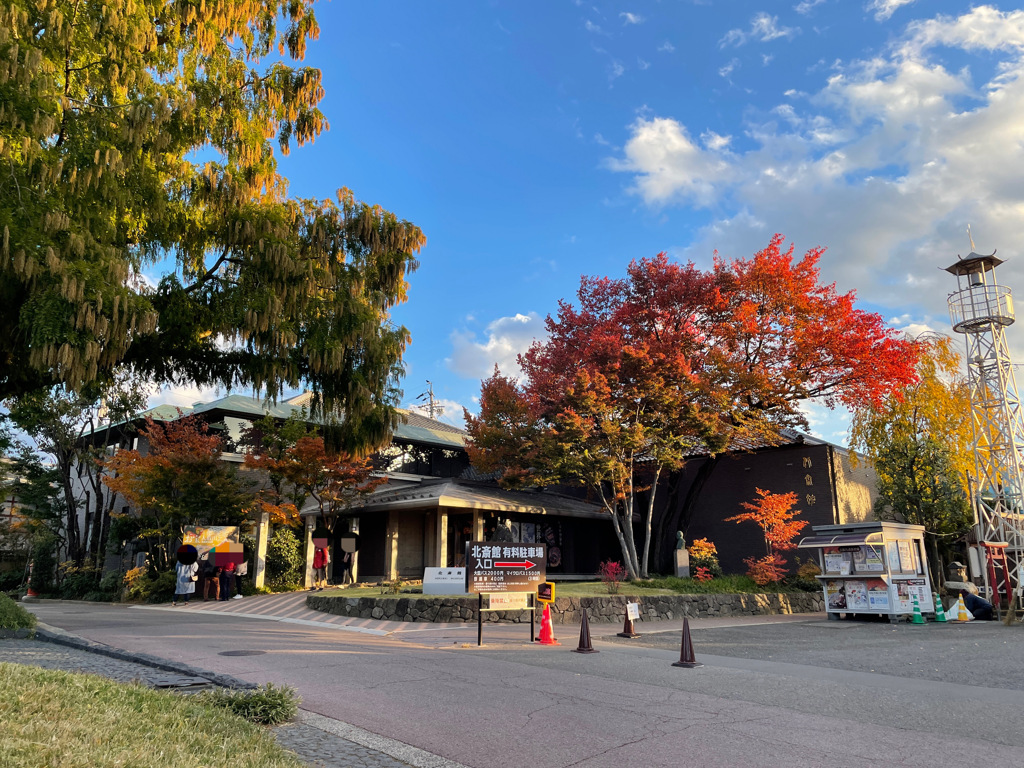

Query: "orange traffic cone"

xmin=671 ymin=617 xmax=703 ymax=668
xmin=537 ymin=604 xmax=560 ymax=646
xmin=574 ymin=608 xmax=599 ymax=654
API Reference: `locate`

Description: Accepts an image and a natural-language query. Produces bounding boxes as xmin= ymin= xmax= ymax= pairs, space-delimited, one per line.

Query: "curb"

xmin=33 ymin=622 xmax=256 ymax=690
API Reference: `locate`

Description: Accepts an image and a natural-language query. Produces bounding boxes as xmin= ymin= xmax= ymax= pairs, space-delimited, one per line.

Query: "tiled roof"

xmin=334 ymin=478 xmax=607 ymax=520
xmin=188 ymin=395 xmax=468 ymax=449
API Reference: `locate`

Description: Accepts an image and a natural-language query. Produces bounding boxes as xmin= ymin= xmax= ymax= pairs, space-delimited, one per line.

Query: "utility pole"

xmin=415 ymin=380 xmax=444 ymax=420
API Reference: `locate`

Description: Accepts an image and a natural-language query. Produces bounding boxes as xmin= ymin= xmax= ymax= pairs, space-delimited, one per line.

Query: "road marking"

xmin=131 ymin=606 xmax=392 ymax=636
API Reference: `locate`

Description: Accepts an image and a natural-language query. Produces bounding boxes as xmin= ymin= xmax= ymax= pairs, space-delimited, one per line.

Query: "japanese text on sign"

xmin=466 ymin=541 xmax=546 ymax=593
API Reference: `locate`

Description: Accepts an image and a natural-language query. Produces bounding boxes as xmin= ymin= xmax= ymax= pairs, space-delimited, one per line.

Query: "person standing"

xmin=340 ymin=551 xmax=353 ymax=585
xmin=312 ymin=546 xmax=329 ymax=591
xmin=204 ymin=566 xmax=221 ymax=601
xmin=173 ymin=558 xmax=198 ymax=606
xmin=220 ymin=561 xmax=236 ymax=601
xmin=233 ymin=560 xmax=247 ymax=599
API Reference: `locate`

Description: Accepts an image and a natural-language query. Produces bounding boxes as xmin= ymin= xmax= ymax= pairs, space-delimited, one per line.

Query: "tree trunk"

xmin=600 ymin=486 xmax=639 ymax=579
xmin=641 ymin=464 xmax=662 ymax=578
xmin=654 ymin=456 xmax=721 ymax=573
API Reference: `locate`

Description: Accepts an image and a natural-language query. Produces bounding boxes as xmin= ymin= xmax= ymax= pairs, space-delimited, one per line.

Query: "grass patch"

xmin=197 ymin=683 xmax=299 ymax=725
xmin=0 ymin=593 xmax=37 ymax=632
xmin=646 ymin=574 xmax=812 ymax=594
xmin=0 ymin=663 xmax=304 ymax=768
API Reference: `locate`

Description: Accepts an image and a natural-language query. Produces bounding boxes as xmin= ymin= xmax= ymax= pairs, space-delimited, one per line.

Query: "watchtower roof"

xmin=944 ymin=250 xmax=1002 ymax=276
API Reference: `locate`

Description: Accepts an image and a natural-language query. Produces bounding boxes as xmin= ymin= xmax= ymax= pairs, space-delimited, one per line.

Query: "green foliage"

xmin=29 ymin=535 xmax=58 ymax=595
xmin=645 ymin=574 xmax=809 ymax=594
xmin=55 ymin=563 xmax=101 ymax=599
xmin=0 ymin=593 xmax=37 ymax=631
xmin=121 ymin=566 xmax=176 ymax=603
xmin=0 ymin=0 xmax=424 ymax=456
xmin=266 ymin=528 xmax=304 ymax=589
xmin=379 ymin=577 xmax=406 ymax=595
xmin=196 ymin=683 xmax=300 ymax=726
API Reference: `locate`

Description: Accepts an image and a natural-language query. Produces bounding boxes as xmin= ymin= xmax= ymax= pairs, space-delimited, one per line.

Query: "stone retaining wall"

xmin=306 ymin=591 xmax=824 ymax=624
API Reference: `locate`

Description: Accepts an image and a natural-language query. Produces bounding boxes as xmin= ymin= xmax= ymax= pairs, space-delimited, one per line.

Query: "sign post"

xmin=466 ymin=542 xmax=546 ymax=646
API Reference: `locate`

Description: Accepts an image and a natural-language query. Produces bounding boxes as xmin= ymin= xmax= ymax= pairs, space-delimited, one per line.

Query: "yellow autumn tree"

xmin=849 ymin=333 xmax=974 ymax=580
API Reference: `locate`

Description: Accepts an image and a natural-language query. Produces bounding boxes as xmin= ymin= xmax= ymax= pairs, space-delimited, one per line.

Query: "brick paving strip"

xmin=0 ymin=629 xmax=469 ymax=768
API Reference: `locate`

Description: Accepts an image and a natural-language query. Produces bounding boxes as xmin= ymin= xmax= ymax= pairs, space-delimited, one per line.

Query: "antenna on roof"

xmin=414 ymin=380 xmax=444 ymax=420
xmin=967 ymin=224 xmax=976 ymax=253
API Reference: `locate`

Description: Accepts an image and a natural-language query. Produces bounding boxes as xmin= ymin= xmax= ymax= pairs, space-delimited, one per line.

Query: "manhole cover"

xmin=218 ymin=650 xmax=266 ymax=657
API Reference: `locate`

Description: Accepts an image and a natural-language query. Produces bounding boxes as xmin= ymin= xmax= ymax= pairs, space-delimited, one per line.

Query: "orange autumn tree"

xmin=726 ymin=488 xmax=808 ymax=585
xmin=244 ymin=417 xmax=385 ymax=533
xmin=102 ymin=414 xmax=253 ymax=568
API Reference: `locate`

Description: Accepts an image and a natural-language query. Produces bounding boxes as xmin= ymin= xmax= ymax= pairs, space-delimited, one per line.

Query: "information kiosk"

xmin=798 ymin=522 xmax=933 ymax=623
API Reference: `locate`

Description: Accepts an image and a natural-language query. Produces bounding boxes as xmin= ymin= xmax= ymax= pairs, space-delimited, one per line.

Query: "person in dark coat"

xmin=961 ymin=589 xmax=995 ymax=620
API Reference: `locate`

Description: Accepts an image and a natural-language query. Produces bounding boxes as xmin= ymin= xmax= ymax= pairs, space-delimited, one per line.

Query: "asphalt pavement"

xmin=17 ymin=596 xmax=1024 ymax=768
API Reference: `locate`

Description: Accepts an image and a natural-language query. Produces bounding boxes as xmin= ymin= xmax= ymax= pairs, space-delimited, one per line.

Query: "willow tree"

xmin=0 ymin=0 xmax=423 ymax=452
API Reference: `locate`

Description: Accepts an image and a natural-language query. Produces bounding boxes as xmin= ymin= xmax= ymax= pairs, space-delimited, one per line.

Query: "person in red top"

xmin=312 ymin=546 xmax=329 ymax=591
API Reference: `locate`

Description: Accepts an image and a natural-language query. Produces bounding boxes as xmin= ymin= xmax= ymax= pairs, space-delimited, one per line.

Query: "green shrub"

xmin=28 ymin=535 xmax=57 ymax=595
xmin=98 ymin=571 xmax=122 ymax=595
xmin=57 ymin=563 xmax=102 ymax=599
xmin=196 ymin=683 xmax=300 ymax=725
xmin=0 ymin=593 xmax=37 ymax=632
xmin=379 ymin=577 xmax=405 ymax=595
xmin=266 ymin=528 xmax=303 ymax=589
xmin=0 ymin=568 xmax=26 ymax=595
xmin=121 ymin=567 xmax=177 ymax=603
xmin=645 ymin=574 xmax=810 ymax=594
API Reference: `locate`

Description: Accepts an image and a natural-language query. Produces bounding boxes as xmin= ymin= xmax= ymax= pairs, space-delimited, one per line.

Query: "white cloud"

xmin=721 ymin=14 xmax=799 ymax=48
xmin=658 ymin=41 xmax=675 ymax=53
xmin=607 ymin=6 xmax=1024 ymax=338
xmin=147 ymin=382 xmax=224 ymax=410
xmin=719 ymin=58 xmax=740 ymax=78
xmin=868 ymin=0 xmax=915 ymax=22
xmin=446 ymin=313 xmax=548 ymax=380
xmin=609 ymin=59 xmax=625 ymax=83
xmin=638 ymin=57 xmax=651 ymax=70
xmin=584 ymin=20 xmax=606 ymax=35
xmin=620 ymin=12 xmax=645 ymax=25
xmin=795 ymin=0 xmax=826 ymax=15
xmin=606 ymin=118 xmax=734 ymax=207
xmin=701 ymin=130 xmax=732 ymax=150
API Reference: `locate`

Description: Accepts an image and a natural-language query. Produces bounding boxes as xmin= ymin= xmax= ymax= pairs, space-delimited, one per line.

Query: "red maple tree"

xmin=466 ymin=235 xmax=918 ymax=579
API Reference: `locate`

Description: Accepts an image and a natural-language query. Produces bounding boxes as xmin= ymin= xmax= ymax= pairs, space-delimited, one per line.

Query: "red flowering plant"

xmin=598 ymin=560 xmax=628 ymax=594
xmin=693 ymin=566 xmax=714 ymax=582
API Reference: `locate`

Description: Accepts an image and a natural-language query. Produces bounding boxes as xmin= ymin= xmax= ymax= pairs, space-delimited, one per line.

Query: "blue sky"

xmin=152 ymin=1 xmax=1024 ymax=445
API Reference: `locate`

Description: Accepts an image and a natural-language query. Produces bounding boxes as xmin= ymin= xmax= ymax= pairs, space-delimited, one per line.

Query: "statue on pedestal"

xmin=674 ymin=531 xmax=690 ymax=578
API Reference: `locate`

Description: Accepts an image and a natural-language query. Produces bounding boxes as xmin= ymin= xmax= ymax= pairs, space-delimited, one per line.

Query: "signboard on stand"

xmin=423 ymin=567 xmax=467 ymax=595
xmin=466 ymin=542 xmax=546 ymax=593
xmin=537 ymin=581 xmax=555 ymax=603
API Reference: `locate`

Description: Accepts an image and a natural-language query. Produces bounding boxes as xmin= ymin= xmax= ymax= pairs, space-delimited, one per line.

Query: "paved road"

xmin=23 ymin=597 xmax=1024 ymax=767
